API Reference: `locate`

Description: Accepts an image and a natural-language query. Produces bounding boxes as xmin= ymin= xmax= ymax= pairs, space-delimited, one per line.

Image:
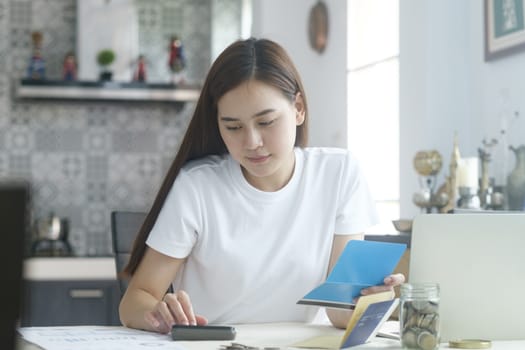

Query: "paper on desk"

xmin=291 ymin=334 xmax=340 ymax=349
xmin=18 ymin=326 xmax=185 ymax=350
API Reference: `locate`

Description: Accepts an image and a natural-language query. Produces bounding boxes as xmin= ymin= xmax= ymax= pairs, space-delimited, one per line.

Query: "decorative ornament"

xmin=133 ymin=54 xmax=147 ymax=82
xmin=97 ymin=49 xmax=116 ymax=81
xmin=168 ymin=35 xmax=186 ymax=84
xmin=27 ymin=31 xmax=46 ymax=80
xmin=62 ymin=51 xmax=77 ymax=81
xmin=308 ymin=1 xmax=329 ymax=54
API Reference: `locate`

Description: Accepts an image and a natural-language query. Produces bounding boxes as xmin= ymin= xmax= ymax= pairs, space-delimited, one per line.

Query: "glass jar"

xmin=400 ymin=283 xmax=440 ymax=350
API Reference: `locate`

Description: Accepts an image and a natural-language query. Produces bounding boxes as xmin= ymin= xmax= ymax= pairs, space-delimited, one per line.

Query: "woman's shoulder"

xmin=179 ymin=155 xmax=230 ymax=181
xmin=298 ymin=147 xmax=362 ymax=178
xmin=180 ymin=154 xmax=231 ymax=177
xmin=300 ymin=147 xmax=356 ymax=162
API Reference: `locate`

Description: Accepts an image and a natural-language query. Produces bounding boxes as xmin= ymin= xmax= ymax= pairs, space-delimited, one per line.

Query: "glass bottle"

xmin=400 ymin=283 xmax=440 ymax=350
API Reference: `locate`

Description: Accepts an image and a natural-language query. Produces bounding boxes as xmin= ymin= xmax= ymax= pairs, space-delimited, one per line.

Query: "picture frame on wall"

xmin=485 ymin=0 xmax=525 ymax=60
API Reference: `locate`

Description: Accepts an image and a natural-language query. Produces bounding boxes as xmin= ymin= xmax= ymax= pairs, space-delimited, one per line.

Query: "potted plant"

xmin=96 ymin=49 xmax=116 ymax=81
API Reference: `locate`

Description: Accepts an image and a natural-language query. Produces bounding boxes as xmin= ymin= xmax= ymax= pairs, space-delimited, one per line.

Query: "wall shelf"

xmin=16 ymin=79 xmax=200 ymax=103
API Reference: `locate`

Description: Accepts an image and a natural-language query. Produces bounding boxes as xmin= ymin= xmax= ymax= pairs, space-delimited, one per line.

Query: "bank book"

xmin=340 ymin=293 xmax=399 ymax=348
xmin=297 ymin=240 xmax=406 ymax=309
xmin=291 ymin=291 xmax=399 ymax=349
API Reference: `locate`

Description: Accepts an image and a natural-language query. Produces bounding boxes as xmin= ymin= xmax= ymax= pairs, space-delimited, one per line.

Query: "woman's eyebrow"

xmin=219 ymin=116 xmax=238 ymax=122
xmin=253 ymin=108 xmax=275 ymax=117
xmin=219 ymin=108 xmax=276 ymax=122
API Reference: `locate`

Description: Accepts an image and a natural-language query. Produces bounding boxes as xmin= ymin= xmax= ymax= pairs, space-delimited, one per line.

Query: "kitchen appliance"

xmin=31 ymin=213 xmax=72 ymax=257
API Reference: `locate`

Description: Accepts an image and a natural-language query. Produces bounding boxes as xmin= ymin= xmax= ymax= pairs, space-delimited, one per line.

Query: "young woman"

xmin=119 ymin=38 xmax=404 ymax=334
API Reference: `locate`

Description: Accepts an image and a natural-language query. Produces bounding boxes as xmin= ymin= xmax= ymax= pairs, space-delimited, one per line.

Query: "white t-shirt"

xmin=146 ymin=147 xmax=378 ymax=324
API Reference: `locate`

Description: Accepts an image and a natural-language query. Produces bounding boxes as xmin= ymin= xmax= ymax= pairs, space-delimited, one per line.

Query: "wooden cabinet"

xmin=22 ymin=257 xmax=120 ymax=326
xmin=21 ymin=279 xmax=121 ymax=326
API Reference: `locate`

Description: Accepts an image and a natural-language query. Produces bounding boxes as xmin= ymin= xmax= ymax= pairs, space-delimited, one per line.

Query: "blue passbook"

xmin=297 ymin=240 xmax=406 ymax=309
xmin=340 ymin=298 xmax=400 ymax=348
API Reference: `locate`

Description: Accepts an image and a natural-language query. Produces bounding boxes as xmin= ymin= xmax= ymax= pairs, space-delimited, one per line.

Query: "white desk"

xmin=17 ymin=323 xmax=525 ymax=349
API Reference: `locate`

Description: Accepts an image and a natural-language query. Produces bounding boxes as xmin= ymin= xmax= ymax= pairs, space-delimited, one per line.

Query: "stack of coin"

xmin=400 ymin=298 xmax=440 ymax=350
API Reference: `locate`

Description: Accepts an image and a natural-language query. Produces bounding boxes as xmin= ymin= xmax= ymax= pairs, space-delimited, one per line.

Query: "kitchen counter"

xmin=24 ymin=257 xmax=116 ymax=280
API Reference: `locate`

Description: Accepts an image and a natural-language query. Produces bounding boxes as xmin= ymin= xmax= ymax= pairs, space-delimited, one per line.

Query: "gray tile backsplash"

xmin=0 ymin=0 xmax=243 ymax=256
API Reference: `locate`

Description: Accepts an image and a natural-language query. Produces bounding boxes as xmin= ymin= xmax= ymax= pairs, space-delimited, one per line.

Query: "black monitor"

xmin=0 ymin=182 xmax=29 ymax=349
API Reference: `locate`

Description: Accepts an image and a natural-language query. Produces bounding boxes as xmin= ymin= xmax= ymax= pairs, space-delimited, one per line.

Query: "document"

xmin=18 ymin=326 xmax=185 ymax=350
xmin=297 ymin=240 xmax=406 ymax=309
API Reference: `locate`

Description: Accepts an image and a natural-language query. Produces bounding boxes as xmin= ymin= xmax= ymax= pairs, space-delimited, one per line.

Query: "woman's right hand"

xmin=144 ymin=290 xmax=208 ymax=334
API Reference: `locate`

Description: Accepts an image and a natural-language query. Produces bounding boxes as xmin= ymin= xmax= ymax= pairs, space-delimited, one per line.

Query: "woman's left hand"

xmin=360 ymin=273 xmax=405 ymax=296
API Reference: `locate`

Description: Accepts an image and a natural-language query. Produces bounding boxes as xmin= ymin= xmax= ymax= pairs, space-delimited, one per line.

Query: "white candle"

xmin=456 ymin=157 xmax=479 ymax=189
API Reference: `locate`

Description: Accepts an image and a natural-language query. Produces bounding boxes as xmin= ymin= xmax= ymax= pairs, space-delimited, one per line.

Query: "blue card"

xmin=297 ymin=240 xmax=406 ymax=309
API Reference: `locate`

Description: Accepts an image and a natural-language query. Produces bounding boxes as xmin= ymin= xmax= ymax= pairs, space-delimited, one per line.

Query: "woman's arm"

xmin=119 ymin=247 xmax=206 ymax=333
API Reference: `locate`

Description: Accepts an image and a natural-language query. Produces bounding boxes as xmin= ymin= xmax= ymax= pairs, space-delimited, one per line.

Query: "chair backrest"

xmin=1 ymin=182 xmax=29 ymax=349
xmin=110 ymin=211 xmax=147 ymax=297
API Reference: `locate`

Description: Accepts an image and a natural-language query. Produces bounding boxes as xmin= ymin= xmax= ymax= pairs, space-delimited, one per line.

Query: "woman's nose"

xmin=244 ymin=128 xmax=263 ymax=149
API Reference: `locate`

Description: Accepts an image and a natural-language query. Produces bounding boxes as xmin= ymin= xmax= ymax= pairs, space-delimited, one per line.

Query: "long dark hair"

xmin=123 ymin=37 xmax=309 ymax=276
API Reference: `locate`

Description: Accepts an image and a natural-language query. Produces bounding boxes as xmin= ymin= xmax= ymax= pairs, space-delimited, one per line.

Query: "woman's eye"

xmin=259 ymin=119 xmax=275 ymax=126
xmin=225 ymin=125 xmax=241 ymax=131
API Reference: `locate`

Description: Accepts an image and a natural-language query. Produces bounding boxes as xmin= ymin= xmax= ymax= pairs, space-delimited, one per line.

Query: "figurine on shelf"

xmin=168 ymin=35 xmax=186 ymax=84
xmin=27 ymin=31 xmax=46 ymax=80
xmin=97 ymin=49 xmax=116 ymax=81
xmin=62 ymin=51 xmax=77 ymax=81
xmin=439 ymin=132 xmax=462 ymax=213
xmin=133 ymin=54 xmax=147 ymax=82
xmin=478 ymin=138 xmax=498 ymax=209
xmin=507 ymin=144 xmax=525 ymax=210
xmin=412 ymin=150 xmax=449 ymax=213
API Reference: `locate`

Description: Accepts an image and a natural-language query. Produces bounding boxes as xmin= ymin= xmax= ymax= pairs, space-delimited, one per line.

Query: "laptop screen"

xmin=409 ymin=213 xmax=525 ymax=342
xmin=0 ymin=182 xmax=29 ymax=349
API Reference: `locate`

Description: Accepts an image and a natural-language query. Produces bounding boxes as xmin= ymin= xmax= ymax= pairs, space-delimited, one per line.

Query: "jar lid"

xmin=448 ymin=339 xmax=492 ymax=349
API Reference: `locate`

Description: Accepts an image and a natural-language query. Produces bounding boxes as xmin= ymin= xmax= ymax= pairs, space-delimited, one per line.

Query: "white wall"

xmin=252 ymin=0 xmax=525 ymax=218
xmin=251 ymin=0 xmax=348 ymax=148
xmin=77 ymin=0 xmax=139 ymax=81
xmin=400 ymin=0 xmax=525 ymax=218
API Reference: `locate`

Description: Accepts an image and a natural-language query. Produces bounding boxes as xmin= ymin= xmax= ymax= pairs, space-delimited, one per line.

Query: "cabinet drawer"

xmin=21 ymin=280 xmax=120 ymax=326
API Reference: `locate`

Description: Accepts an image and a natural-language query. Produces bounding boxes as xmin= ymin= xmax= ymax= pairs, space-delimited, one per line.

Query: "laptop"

xmin=0 ymin=182 xmax=29 ymax=349
xmin=409 ymin=213 xmax=525 ymax=342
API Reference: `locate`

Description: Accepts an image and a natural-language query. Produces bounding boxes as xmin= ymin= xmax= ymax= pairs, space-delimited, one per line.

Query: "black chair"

xmin=110 ymin=211 xmax=147 ymax=297
xmin=1 ymin=182 xmax=29 ymax=349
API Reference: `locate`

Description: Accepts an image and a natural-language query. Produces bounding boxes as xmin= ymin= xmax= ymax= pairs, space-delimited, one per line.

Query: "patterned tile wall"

xmin=0 ymin=0 xmax=244 ymax=256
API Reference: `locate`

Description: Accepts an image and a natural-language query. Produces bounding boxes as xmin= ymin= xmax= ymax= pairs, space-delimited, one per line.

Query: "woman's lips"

xmin=247 ymin=154 xmax=270 ymax=163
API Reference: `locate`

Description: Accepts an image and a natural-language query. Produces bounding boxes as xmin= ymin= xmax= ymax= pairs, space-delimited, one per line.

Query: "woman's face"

xmin=217 ymin=80 xmax=305 ymax=191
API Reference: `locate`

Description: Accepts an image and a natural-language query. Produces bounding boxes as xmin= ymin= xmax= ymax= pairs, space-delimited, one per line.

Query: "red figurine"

xmin=133 ymin=54 xmax=147 ymax=82
xmin=62 ymin=51 xmax=77 ymax=81
xmin=168 ymin=35 xmax=186 ymax=84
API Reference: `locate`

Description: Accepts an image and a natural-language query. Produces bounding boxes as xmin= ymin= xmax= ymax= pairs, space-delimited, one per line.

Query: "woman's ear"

xmin=294 ymin=92 xmax=306 ymax=125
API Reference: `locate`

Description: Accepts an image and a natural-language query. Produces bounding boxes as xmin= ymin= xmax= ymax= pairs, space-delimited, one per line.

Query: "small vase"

xmin=99 ymin=71 xmax=113 ymax=82
xmin=506 ymin=145 xmax=525 ymax=210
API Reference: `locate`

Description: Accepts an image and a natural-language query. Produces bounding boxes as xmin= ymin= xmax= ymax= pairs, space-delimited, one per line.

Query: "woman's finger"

xmin=145 ymin=312 xmax=160 ymax=329
xmin=384 ymin=273 xmax=405 ymax=286
xmin=361 ymin=285 xmax=393 ymax=295
xmin=195 ymin=315 xmax=209 ymax=326
xmin=145 ymin=310 xmax=171 ymax=334
xmin=157 ymin=297 xmax=177 ymax=327
xmin=163 ymin=292 xmax=189 ymax=325
xmin=175 ymin=290 xmax=197 ymax=325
